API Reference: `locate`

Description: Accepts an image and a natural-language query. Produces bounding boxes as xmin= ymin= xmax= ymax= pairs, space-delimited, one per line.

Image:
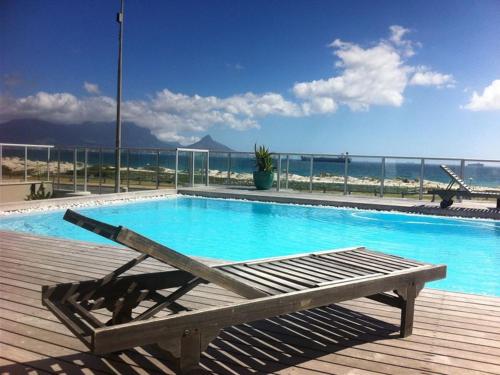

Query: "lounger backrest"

xmin=64 ymin=210 xmax=267 ymax=299
xmin=440 ymin=165 xmax=473 ymax=193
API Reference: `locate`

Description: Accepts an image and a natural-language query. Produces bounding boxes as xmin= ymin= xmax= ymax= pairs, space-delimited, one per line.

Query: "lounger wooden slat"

xmin=335 ymin=252 xmax=403 ymax=271
xmin=280 ymin=258 xmax=345 ymax=279
xmin=41 ymin=209 xmax=447 ymax=374
xmin=249 ymin=264 xmax=317 ymax=287
xmin=320 ymin=253 xmax=395 ymax=274
xmin=229 ymin=265 xmax=307 ymax=290
xmin=267 ymin=261 xmax=334 ymax=282
xmin=216 ymin=267 xmax=285 ymax=295
xmin=303 ymin=256 xmax=372 ymax=277
xmin=220 ymin=265 xmax=298 ymax=293
xmin=302 ymin=255 xmax=377 ymax=277
xmin=343 ymin=251 xmax=416 ymax=271
xmin=351 ymin=249 xmax=423 ymax=267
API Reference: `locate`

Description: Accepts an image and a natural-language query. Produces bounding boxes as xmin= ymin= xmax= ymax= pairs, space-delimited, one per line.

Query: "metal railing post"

xmin=343 ymin=153 xmax=349 ymax=195
xmin=0 ymin=144 xmax=3 ymax=182
xmin=227 ymin=152 xmax=232 ymax=185
xmin=156 ymin=149 xmax=160 ymax=189
xmin=460 ymin=159 xmax=465 ymax=179
xmin=277 ymin=154 xmax=281 ymax=191
xmin=175 ymin=149 xmax=179 ymax=189
xmin=84 ymin=148 xmax=88 ymax=192
xmin=73 ymin=148 xmax=77 ymax=192
xmin=285 ymin=155 xmax=289 ymax=190
xmin=24 ymin=146 xmax=28 ymax=181
xmin=419 ymin=159 xmax=424 ymax=200
xmin=380 ymin=157 xmax=385 ymax=197
xmin=309 ymin=155 xmax=313 ymax=193
xmin=206 ymin=151 xmax=210 ymax=187
xmin=127 ymin=149 xmax=130 ymax=191
xmin=57 ymin=149 xmax=61 ymax=190
xmin=190 ymin=151 xmax=195 ymax=186
xmin=98 ymin=148 xmax=102 ymax=194
xmin=46 ymin=148 xmax=50 ymax=181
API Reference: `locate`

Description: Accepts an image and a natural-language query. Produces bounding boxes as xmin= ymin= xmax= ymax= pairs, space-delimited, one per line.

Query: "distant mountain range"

xmin=0 ymin=119 xmax=234 ymax=151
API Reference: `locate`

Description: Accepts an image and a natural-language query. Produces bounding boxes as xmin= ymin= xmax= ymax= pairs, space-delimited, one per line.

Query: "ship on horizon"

xmin=300 ymin=155 xmax=351 ymax=163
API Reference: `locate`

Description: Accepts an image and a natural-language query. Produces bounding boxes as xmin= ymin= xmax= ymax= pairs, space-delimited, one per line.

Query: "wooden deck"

xmin=1 ymin=231 xmax=499 ymax=375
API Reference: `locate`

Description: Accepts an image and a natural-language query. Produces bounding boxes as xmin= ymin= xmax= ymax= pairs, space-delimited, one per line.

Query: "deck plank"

xmin=0 ymin=230 xmax=499 ymax=374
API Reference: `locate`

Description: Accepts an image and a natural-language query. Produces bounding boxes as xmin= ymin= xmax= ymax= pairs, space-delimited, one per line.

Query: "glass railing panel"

xmin=278 ymin=154 xmax=310 ymax=192
xmin=208 ymin=152 xmax=230 ymax=185
xmin=309 ymin=154 xmax=347 ymax=194
xmin=224 ymin=152 xmax=254 ymax=187
xmin=346 ymin=156 xmax=382 ymax=197
xmin=421 ymin=159 xmax=461 ymax=201
xmin=464 ymin=161 xmax=500 ymax=191
xmin=126 ymin=149 xmax=157 ymax=190
xmin=384 ymin=157 xmax=421 ymax=198
xmin=1 ymin=145 xmax=26 ymax=182
xmin=157 ymin=150 xmax=176 ymax=188
xmin=176 ymin=151 xmax=191 ymax=187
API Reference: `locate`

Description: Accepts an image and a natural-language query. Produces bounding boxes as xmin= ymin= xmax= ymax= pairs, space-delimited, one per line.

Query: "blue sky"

xmin=1 ymin=0 xmax=499 ymax=158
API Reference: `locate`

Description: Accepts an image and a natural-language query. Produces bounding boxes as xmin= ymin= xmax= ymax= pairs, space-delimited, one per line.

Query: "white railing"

xmin=1 ymin=143 xmax=499 ymax=200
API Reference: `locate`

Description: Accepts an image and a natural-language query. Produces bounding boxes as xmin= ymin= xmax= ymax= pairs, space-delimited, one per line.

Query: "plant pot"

xmin=253 ymin=171 xmax=274 ymax=190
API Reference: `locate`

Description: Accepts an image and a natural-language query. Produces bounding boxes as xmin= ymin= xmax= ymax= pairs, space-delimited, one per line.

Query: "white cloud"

xmin=83 ymin=81 xmax=100 ymax=95
xmin=409 ymin=67 xmax=455 ymax=87
xmin=293 ymin=25 xmax=453 ymax=113
xmin=0 ymin=26 xmax=456 ymax=142
xmin=463 ymin=80 xmax=500 ymax=111
xmin=0 ymin=89 xmax=301 ymax=143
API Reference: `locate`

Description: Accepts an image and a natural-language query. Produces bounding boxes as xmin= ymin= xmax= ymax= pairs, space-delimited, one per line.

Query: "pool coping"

xmin=1 ymin=186 xmax=499 ymax=220
xmin=178 ymin=187 xmax=500 ymax=220
xmin=0 ymin=188 xmax=177 ymax=214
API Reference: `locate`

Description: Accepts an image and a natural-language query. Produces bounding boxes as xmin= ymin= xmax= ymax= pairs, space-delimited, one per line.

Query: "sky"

xmin=1 ymin=0 xmax=499 ymax=158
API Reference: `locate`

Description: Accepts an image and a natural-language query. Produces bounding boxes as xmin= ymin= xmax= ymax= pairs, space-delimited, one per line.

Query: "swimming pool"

xmin=1 ymin=196 xmax=499 ymax=296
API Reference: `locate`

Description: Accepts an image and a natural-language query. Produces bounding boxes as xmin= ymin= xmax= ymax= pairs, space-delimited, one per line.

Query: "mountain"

xmin=0 ymin=119 xmax=233 ymax=151
xmin=188 ymin=135 xmax=233 ymax=151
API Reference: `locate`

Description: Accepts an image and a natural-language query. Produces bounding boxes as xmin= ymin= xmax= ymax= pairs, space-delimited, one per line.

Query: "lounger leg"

xmin=397 ymin=283 xmax=417 ymax=338
xmin=158 ymin=328 xmax=220 ymax=374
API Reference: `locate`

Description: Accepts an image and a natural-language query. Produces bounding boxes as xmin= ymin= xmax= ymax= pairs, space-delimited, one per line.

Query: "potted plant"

xmin=253 ymin=144 xmax=274 ymax=190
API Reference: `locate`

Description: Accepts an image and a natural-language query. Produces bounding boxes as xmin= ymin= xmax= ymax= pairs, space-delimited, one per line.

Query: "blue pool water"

xmin=1 ymin=196 xmax=499 ymax=296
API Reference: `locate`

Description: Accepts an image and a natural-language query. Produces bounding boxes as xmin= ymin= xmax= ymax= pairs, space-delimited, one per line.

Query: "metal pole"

xmin=73 ymin=148 xmax=77 ymax=192
xmin=84 ymin=148 xmax=88 ymax=192
xmin=380 ymin=157 xmax=385 ymax=197
xmin=175 ymin=149 xmax=179 ymax=189
xmin=114 ymin=0 xmax=124 ymax=193
xmin=206 ymin=151 xmax=210 ymax=187
xmin=343 ymin=152 xmax=349 ymax=195
xmin=127 ymin=149 xmax=130 ymax=191
xmin=309 ymin=155 xmax=313 ymax=193
xmin=227 ymin=152 xmax=232 ymax=185
xmin=156 ymin=149 xmax=160 ymax=189
xmin=277 ymin=154 xmax=281 ymax=191
xmin=285 ymin=155 xmax=289 ymax=190
xmin=98 ymin=148 xmax=102 ymax=194
xmin=419 ymin=158 xmax=425 ymax=200
xmin=24 ymin=146 xmax=28 ymax=181
xmin=46 ymin=148 xmax=50 ymax=181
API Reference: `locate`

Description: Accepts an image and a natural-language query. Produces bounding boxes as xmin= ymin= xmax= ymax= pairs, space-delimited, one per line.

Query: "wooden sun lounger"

xmin=430 ymin=165 xmax=500 ymax=209
xmin=42 ymin=209 xmax=446 ymax=373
